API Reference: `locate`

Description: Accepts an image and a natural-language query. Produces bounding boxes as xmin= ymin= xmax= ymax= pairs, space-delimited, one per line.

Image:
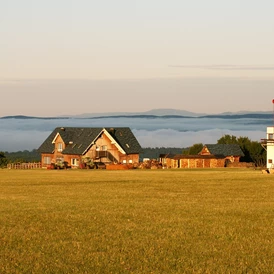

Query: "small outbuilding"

xmin=200 ymin=144 xmax=244 ymax=163
xmin=159 ymin=144 xmax=244 ymax=168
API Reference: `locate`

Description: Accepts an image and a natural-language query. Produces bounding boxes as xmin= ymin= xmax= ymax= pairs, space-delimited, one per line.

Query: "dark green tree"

xmin=0 ymin=152 xmax=8 ymax=168
xmin=217 ymin=135 xmax=266 ymax=167
xmin=183 ymin=143 xmax=203 ymax=155
xmin=248 ymin=141 xmax=266 ymax=167
xmin=5 ymin=149 xmax=40 ymax=163
xmin=217 ymin=134 xmax=238 ymax=144
xmin=237 ymin=136 xmax=252 ymax=162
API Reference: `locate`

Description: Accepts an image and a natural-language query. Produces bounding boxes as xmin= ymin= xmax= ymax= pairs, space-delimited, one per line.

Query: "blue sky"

xmin=1 ymin=0 xmax=274 ymax=116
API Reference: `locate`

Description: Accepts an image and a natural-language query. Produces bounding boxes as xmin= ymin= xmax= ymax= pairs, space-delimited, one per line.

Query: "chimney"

xmin=109 ymin=128 xmax=116 ymax=134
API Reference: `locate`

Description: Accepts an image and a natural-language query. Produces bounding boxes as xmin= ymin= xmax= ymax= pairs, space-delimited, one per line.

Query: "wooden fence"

xmin=7 ymin=162 xmax=42 ymax=169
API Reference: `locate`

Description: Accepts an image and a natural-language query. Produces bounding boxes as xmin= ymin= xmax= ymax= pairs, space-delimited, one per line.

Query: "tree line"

xmin=0 ymin=149 xmax=40 ymax=168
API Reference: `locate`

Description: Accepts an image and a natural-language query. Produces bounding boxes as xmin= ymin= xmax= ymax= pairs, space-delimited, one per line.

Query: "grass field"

xmin=0 ymin=168 xmax=274 ymax=273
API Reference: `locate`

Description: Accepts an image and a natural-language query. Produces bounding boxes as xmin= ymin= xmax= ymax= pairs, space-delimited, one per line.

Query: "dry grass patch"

xmin=0 ymin=169 xmax=274 ymax=273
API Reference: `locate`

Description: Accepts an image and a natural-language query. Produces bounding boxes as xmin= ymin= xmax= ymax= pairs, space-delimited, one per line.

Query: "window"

xmin=71 ymin=158 xmax=79 ymax=166
xmin=101 ymin=145 xmax=107 ymax=151
xmin=57 ymin=143 xmax=63 ymax=152
xmin=268 ymin=159 xmax=273 ymax=164
xmin=43 ymin=156 xmax=51 ymax=164
xmin=129 ymin=159 xmax=133 ymax=164
xmin=122 ymin=160 xmax=127 ymax=164
xmin=269 ymin=134 xmax=274 ymax=139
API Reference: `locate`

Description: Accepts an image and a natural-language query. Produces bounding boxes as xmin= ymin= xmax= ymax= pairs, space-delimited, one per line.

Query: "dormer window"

xmin=57 ymin=143 xmax=63 ymax=152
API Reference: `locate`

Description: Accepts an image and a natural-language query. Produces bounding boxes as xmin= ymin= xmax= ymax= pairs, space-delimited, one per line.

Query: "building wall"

xmin=41 ymin=153 xmax=54 ymax=168
xmin=178 ymin=158 xmax=226 ymax=168
xmin=210 ymin=159 xmax=226 ymax=168
xmin=204 ymin=159 xmax=211 ymax=168
xmin=267 ymin=127 xmax=274 ymax=169
xmin=53 ymin=134 xmax=66 ymax=162
xmin=83 ymin=132 xmax=139 ymax=164
xmin=224 ymin=155 xmax=241 ymax=163
xmin=41 ymin=134 xmax=66 ymax=168
xmin=63 ymin=155 xmax=81 ymax=168
xmin=163 ymin=158 xmax=173 ymax=168
xmin=162 ymin=157 xmax=226 ymax=169
xmin=160 ymin=157 xmax=227 ymax=169
xmin=84 ymin=132 xmax=121 ymax=162
xmin=119 ymin=154 xmax=140 ymax=164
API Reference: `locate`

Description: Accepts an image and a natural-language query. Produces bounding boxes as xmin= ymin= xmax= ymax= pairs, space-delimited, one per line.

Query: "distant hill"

xmin=0 ymin=115 xmax=69 ymax=120
xmin=141 ymin=109 xmax=206 ymax=117
xmin=69 ymin=109 xmax=203 ymax=118
xmin=63 ymin=109 xmax=274 ymax=118
xmin=1 ymin=109 xmax=273 ymax=119
xmin=200 ymin=113 xmax=273 ymax=119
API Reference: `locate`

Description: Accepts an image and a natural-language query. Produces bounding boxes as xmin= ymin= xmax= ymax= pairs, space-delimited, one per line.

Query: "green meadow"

xmin=0 ymin=168 xmax=274 ymax=273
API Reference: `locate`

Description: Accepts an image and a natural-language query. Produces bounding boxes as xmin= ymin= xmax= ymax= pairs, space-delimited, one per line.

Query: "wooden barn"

xmin=159 ymin=144 xmax=244 ymax=169
xmin=199 ymin=144 xmax=244 ymax=163
xmin=159 ymin=154 xmax=226 ymax=168
xmin=38 ymin=127 xmax=142 ymax=169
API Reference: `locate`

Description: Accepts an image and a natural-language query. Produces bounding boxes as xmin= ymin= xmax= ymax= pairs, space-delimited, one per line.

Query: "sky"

xmin=1 ymin=0 xmax=274 ymax=116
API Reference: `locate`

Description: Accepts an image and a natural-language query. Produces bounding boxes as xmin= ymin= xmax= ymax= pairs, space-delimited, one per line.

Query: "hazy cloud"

xmin=0 ymin=128 xmax=265 ymax=152
xmin=0 ymin=130 xmax=50 ymax=152
xmin=170 ymin=65 xmax=274 ymax=71
xmin=0 ymin=117 xmax=267 ymax=152
xmin=134 ymin=129 xmax=264 ymax=148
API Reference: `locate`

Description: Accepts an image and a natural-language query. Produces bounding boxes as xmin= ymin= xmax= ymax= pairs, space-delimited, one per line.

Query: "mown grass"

xmin=0 ymin=168 xmax=274 ymax=273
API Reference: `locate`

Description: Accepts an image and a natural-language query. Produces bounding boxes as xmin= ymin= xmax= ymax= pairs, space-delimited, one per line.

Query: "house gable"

xmin=52 ymin=132 xmax=61 ymax=144
xmin=52 ymin=133 xmax=66 ymax=153
xmin=82 ymin=128 xmax=126 ymax=155
xmin=200 ymin=146 xmax=210 ymax=155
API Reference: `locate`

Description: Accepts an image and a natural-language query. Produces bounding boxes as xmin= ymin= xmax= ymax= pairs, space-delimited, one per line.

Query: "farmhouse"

xmin=160 ymin=144 xmax=244 ymax=168
xmin=38 ymin=127 xmax=142 ymax=169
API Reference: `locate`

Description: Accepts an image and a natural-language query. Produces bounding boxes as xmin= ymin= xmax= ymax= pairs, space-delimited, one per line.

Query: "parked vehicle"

xmin=51 ymin=160 xmax=69 ymax=169
xmin=81 ymin=157 xmax=96 ymax=169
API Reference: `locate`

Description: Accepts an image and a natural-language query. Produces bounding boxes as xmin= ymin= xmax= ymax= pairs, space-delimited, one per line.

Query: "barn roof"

xmin=38 ymin=127 xmax=142 ymax=155
xmin=202 ymin=144 xmax=245 ymax=157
